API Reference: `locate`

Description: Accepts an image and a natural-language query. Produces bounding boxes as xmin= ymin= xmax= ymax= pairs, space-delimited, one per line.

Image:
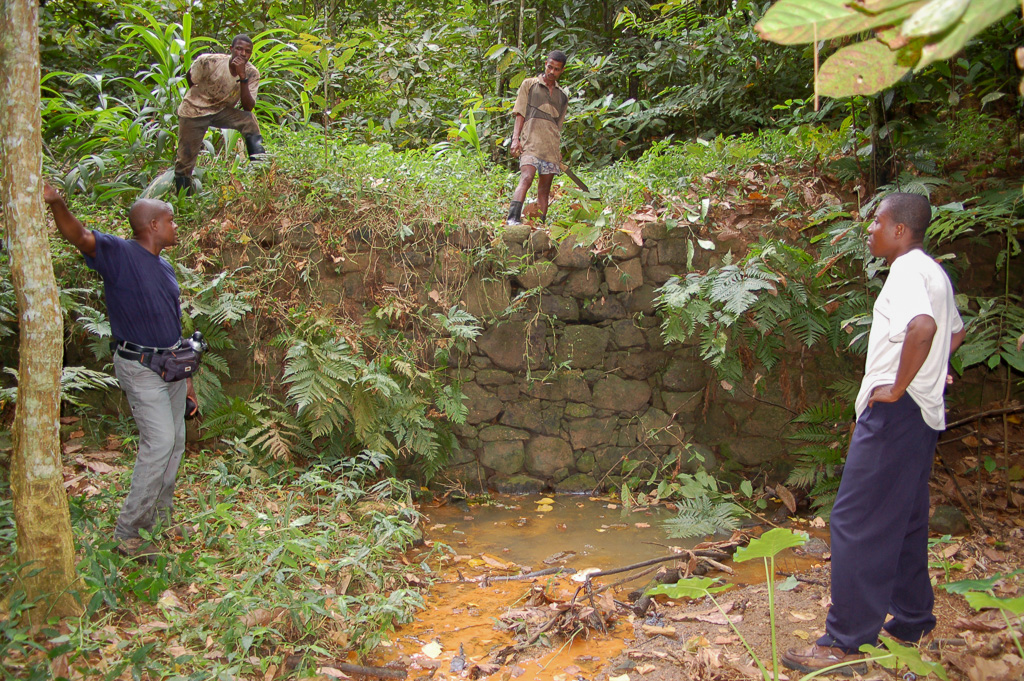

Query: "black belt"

xmin=113 ymin=340 xmax=178 ymax=361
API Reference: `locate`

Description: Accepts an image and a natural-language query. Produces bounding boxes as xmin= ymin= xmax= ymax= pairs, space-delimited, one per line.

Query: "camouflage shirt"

xmin=177 ymin=53 xmax=260 ymax=119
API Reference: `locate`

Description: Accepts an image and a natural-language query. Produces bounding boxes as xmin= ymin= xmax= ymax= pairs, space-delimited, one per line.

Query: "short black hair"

xmin=882 ymin=192 xmax=931 ymax=240
xmin=548 ymin=50 xmax=567 ymax=64
xmin=231 ymin=34 xmax=253 ymax=48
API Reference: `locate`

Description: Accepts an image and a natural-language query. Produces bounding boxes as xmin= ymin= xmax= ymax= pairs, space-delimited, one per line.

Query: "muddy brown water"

xmin=425 ymin=495 xmax=685 ymax=573
xmin=372 ymin=495 xmax=822 ymax=680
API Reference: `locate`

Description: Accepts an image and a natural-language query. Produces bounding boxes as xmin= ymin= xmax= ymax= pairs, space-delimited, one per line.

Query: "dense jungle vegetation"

xmin=1 ymin=0 xmax=1023 ymax=678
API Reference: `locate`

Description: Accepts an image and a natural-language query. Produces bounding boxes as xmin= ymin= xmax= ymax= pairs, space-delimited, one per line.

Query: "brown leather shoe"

xmin=781 ymin=644 xmax=867 ymax=676
xmin=114 ymin=537 xmax=160 ymax=564
xmin=160 ymin=522 xmax=193 ymax=540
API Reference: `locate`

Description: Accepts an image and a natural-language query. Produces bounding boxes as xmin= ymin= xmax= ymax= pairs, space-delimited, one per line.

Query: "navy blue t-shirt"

xmin=84 ymin=231 xmax=182 ymax=348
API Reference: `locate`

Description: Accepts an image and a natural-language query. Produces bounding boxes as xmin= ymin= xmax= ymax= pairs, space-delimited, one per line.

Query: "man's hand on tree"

xmin=43 ymin=182 xmax=61 ymax=205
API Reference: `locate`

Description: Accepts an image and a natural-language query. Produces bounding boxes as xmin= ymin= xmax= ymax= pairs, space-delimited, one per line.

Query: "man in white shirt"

xmin=173 ymin=35 xmax=265 ymax=194
xmin=782 ymin=193 xmax=966 ymax=676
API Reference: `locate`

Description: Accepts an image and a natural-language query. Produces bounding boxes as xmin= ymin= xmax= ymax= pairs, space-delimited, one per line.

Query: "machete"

xmin=559 ymin=162 xmax=595 ymax=195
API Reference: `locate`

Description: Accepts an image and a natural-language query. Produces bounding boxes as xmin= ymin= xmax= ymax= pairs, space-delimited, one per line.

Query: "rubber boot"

xmin=506 ymin=200 xmax=523 ymax=225
xmin=173 ymin=173 xmax=193 ymax=196
xmin=244 ymin=133 xmax=267 ymax=162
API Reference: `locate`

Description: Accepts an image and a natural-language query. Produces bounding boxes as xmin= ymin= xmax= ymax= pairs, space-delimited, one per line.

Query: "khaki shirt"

xmin=177 ymin=53 xmax=260 ymax=118
xmin=512 ymin=76 xmax=568 ymax=164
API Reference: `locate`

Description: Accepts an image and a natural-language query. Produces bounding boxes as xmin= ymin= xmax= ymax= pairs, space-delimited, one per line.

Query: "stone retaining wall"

xmin=440 ymin=221 xmax=853 ymax=494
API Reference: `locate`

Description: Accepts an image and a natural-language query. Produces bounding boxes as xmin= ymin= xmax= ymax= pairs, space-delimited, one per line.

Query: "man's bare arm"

xmin=43 ymin=184 xmax=96 ymax=258
xmin=868 ymin=314 xmax=938 ymax=407
xmin=950 ymin=327 xmax=966 ymax=355
xmin=238 ymin=79 xmax=255 ymax=111
xmin=510 ymin=114 xmax=525 ymax=157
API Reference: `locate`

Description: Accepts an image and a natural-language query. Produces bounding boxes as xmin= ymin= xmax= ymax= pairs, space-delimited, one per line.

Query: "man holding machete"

xmin=506 ymin=50 xmax=569 ymax=225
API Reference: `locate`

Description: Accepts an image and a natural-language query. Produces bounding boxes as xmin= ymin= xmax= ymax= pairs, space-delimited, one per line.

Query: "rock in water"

xmin=141 ymin=169 xmax=178 ymax=199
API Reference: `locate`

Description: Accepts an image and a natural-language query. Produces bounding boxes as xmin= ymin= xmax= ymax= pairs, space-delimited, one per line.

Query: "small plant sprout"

xmin=733 ymin=528 xmax=809 ymax=680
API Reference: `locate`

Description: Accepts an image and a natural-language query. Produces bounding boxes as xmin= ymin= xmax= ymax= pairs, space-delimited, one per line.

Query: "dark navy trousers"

xmin=818 ymin=393 xmax=939 ymax=652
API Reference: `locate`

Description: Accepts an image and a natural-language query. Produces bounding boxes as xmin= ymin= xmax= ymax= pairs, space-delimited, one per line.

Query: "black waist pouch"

xmin=146 ymin=346 xmax=202 ymax=382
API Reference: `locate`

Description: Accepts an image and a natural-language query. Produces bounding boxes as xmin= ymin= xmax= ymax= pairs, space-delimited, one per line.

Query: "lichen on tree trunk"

xmin=0 ymin=0 xmax=83 ymax=622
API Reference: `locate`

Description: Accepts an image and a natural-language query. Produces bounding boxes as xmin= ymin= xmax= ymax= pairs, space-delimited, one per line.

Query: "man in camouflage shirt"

xmin=506 ymin=50 xmax=569 ymax=225
xmin=173 ymin=35 xmax=266 ymax=194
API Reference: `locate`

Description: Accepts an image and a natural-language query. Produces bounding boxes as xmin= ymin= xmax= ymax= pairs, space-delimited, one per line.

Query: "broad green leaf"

xmin=818 ymin=40 xmax=910 ymax=97
xmin=901 ymin=0 xmax=971 ymax=36
xmin=647 ymin=576 xmax=730 ymax=599
xmin=756 ymin=0 xmax=927 ymax=45
xmin=964 ymin=591 xmax=1024 ymax=616
xmin=335 ymin=48 xmax=356 ymax=69
xmin=740 ymin=480 xmax=753 ymax=498
xmin=778 ymin=575 xmax=801 ymax=591
xmin=859 ymin=0 xmax=927 ymax=11
xmin=498 ymin=51 xmax=515 ymax=75
xmin=484 ymin=43 xmax=507 ymax=59
xmin=916 ymin=0 xmax=1018 ymax=70
xmin=860 ymin=640 xmax=949 ymax=679
xmin=734 ymin=528 xmax=808 ymax=562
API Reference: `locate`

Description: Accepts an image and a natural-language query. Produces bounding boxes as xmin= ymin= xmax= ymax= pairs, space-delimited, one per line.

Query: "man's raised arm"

xmin=43 ymin=183 xmax=96 ymax=258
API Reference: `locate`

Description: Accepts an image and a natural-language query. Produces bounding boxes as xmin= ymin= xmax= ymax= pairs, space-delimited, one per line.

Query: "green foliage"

xmin=646 ymin=575 xmax=731 ymax=599
xmin=756 ymin=0 xmax=1021 ymax=98
xmin=734 ymin=527 xmax=809 ymax=563
xmin=657 ymin=238 xmax=861 ymax=385
xmin=42 ymin=9 xmax=313 ymax=198
xmin=223 ymin=315 xmax=474 ymax=482
xmin=661 ymin=494 xmax=745 ymax=539
xmin=611 ymin=0 xmax=812 ymax=142
xmin=785 ymin=397 xmax=854 ymax=518
xmin=859 ymin=638 xmax=949 ymax=681
xmin=1 ymin=365 xmax=120 ymax=411
xmin=940 ymin=570 xmax=1024 ymax=660
xmin=0 ymin=456 xmax=436 ymax=678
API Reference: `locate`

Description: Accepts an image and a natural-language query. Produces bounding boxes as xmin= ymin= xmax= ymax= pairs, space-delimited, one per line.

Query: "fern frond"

xmin=59 ymin=366 xmax=120 ymax=408
xmin=661 ymin=494 xmax=745 ymax=539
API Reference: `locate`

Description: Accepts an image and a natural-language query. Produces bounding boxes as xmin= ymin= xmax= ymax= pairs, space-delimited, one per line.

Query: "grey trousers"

xmin=174 ymin=108 xmax=261 ymax=177
xmin=112 ymin=354 xmax=187 ymax=540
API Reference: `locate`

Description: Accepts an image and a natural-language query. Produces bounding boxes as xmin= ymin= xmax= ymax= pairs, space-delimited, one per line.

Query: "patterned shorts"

xmin=520 ymin=155 xmax=561 ymax=175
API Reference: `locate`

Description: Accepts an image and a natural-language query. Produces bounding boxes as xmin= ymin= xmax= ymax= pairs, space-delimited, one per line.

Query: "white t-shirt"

xmin=855 ymin=249 xmax=964 ymax=430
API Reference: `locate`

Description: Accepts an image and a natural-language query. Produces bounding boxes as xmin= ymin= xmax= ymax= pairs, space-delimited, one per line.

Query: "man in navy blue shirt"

xmin=44 ymin=184 xmax=197 ymax=560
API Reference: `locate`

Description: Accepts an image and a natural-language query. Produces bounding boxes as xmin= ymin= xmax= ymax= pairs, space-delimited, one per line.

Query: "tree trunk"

xmin=867 ymin=95 xmax=894 ymax=190
xmin=0 ymin=0 xmax=83 ymax=622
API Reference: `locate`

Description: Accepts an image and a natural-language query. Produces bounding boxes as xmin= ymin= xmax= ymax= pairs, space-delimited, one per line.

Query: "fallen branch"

xmin=487 ymin=567 xmax=575 ymax=582
xmin=945 ymin=403 xmax=1023 ymax=431
xmin=331 ymin=662 xmax=407 ymax=679
xmin=702 ymin=557 xmax=734 ymax=575
xmin=593 ymin=564 xmax=663 ymax=596
xmin=777 ymin=571 xmax=827 ymax=587
xmin=517 ymin=613 xmax=561 ymax=650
